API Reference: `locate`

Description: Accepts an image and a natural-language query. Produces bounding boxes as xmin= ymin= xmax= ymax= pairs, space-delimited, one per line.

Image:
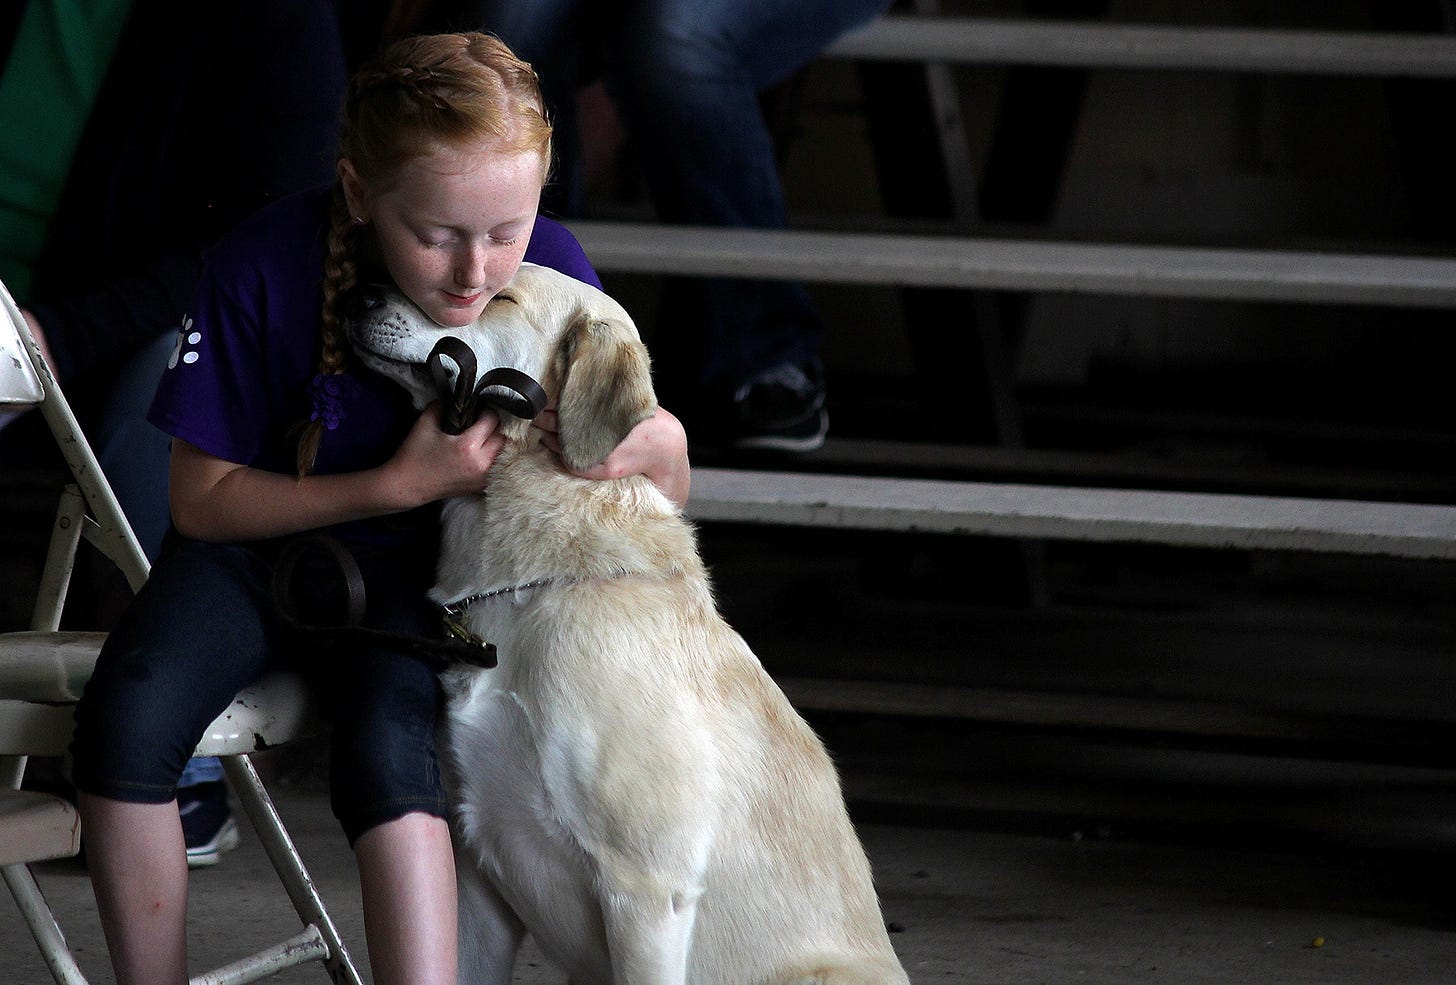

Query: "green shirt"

xmin=0 ymin=0 xmax=133 ymax=301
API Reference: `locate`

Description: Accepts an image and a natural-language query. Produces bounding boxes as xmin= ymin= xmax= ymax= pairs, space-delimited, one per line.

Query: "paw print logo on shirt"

xmin=168 ymin=315 xmax=202 ymax=369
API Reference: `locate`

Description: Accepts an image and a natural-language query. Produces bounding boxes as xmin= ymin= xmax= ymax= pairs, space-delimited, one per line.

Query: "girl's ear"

xmin=338 ymin=159 xmax=369 ymax=221
xmin=551 ymin=313 xmax=656 ymax=471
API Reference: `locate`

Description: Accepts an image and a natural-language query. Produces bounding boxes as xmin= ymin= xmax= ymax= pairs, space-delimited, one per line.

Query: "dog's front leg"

xmin=599 ymin=879 xmax=702 ymax=985
xmin=456 ymin=857 xmax=526 ymax=985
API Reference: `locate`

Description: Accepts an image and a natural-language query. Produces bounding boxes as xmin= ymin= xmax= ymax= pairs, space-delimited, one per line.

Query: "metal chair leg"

xmin=2 ymin=862 xmax=91 ymax=985
xmin=219 ymin=755 xmax=364 ymax=985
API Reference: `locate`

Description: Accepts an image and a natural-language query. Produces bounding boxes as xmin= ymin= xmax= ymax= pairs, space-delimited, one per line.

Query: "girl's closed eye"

xmin=489 ymin=223 xmax=526 ymax=247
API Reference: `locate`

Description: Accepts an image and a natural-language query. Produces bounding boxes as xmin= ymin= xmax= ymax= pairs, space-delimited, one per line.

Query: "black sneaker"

xmin=731 ymin=362 xmax=828 ymax=453
xmin=179 ymin=781 xmax=240 ymax=868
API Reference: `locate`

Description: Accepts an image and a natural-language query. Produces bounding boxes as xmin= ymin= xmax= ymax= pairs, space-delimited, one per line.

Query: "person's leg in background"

xmin=440 ymin=0 xmax=591 ymax=216
xmin=615 ymin=0 xmax=892 ymax=452
xmin=93 ymin=326 xmax=238 ymax=867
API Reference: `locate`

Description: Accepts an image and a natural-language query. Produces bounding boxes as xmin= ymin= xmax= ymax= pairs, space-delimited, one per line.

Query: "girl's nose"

xmin=454 ymin=242 xmax=487 ymax=289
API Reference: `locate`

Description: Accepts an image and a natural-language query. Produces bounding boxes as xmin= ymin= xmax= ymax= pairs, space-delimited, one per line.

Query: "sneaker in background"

xmin=179 ymin=781 xmax=240 ymax=868
xmin=731 ymin=362 xmax=828 ymax=453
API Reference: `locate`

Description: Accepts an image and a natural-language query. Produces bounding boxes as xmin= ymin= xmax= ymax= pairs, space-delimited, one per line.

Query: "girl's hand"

xmin=168 ymin=403 xmax=506 ymax=542
xmin=385 ymin=403 xmax=505 ymax=505
xmin=535 ymin=405 xmax=691 ymax=508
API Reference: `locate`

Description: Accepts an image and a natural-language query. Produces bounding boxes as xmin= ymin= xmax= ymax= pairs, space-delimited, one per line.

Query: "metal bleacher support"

xmin=570 ymin=11 xmax=1456 ymax=564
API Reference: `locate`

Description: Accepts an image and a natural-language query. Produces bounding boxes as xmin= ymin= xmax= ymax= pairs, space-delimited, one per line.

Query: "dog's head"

xmin=349 ymin=263 xmax=656 ymax=470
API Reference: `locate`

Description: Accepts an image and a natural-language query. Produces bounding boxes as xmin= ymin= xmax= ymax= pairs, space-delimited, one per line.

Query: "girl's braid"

xmin=296 ymin=184 xmax=362 ymax=477
xmin=355 ymin=64 xmax=451 ymax=111
xmin=294 ymin=32 xmax=552 ymax=477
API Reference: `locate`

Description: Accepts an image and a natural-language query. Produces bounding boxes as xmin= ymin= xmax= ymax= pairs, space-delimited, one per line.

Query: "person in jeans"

xmin=442 ymin=0 xmax=892 ymax=452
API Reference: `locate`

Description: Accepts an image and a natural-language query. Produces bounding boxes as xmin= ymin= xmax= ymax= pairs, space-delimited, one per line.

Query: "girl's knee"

xmin=328 ymin=672 xmax=447 ymax=842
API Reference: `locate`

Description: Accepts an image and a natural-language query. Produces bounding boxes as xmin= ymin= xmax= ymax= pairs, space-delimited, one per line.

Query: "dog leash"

xmin=271 ymin=338 xmax=550 ymax=667
xmin=271 ymin=535 xmax=498 ymax=672
xmin=427 ymin=336 xmax=548 ymax=433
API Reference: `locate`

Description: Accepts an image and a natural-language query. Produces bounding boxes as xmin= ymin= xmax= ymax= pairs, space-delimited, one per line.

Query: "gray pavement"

xmin=6 ymin=762 xmax=1455 ymax=984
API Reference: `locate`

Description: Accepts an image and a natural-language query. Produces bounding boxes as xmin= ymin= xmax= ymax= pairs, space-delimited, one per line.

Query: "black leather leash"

xmin=271 ymin=535 xmax=497 ymax=672
xmin=271 ymin=336 xmax=548 ymax=670
xmin=427 ymin=336 xmax=548 ymax=434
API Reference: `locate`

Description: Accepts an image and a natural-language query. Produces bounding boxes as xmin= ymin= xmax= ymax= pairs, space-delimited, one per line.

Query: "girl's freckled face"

xmin=347 ymin=143 xmax=546 ymax=328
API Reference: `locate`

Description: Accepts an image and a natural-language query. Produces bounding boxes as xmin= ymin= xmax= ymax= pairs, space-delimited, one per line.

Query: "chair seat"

xmin=0 ymin=631 xmax=323 ymax=758
xmin=0 ymin=788 xmax=80 ymax=865
xmin=194 ymin=669 xmax=322 ymax=757
xmin=0 ymin=632 xmax=105 ymax=702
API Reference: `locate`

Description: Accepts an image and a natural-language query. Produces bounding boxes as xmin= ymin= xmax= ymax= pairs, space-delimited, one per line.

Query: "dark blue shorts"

xmin=71 ymin=532 xmax=449 ymax=844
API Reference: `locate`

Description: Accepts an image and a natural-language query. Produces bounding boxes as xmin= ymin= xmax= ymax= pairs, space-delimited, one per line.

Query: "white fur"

xmin=351 ymin=264 xmax=910 ymax=985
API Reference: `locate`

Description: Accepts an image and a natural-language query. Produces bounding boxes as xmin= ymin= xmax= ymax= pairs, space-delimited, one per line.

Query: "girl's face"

xmin=341 ymin=142 xmax=546 ymax=328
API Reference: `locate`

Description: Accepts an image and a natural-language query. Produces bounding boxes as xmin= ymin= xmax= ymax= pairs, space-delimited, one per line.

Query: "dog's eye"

xmin=489 ymin=293 xmax=518 ymax=306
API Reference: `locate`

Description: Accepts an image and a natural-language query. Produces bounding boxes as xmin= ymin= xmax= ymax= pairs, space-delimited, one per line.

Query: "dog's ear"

xmin=552 ymin=312 xmax=657 ymax=471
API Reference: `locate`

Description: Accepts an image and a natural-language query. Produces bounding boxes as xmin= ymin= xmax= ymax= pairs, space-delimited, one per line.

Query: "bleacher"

xmin=573 ymin=6 xmax=1456 ymax=738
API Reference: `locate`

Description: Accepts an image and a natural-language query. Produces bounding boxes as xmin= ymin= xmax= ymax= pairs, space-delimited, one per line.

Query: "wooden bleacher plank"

xmin=685 ymin=467 xmax=1456 ymax=560
xmin=805 ymin=437 xmax=1456 ymax=502
xmin=827 ymin=16 xmax=1456 ymax=79
xmin=575 ymin=18 xmax=1456 ymax=572
xmin=570 ymin=222 xmax=1456 ymax=308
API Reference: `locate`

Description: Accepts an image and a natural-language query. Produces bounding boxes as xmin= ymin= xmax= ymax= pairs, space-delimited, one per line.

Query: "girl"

xmin=70 ymin=32 xmax=689 ymax=985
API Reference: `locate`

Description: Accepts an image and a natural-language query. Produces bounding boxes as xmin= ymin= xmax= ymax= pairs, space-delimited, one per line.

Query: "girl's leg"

xmin=355 ymin=812 xmax=459 ymax=985
xmin=71 ymin=537 xmax=285 ymax=985
xmin=322 ymin=556 xmax=455 ymax=984
xmin=76 ymin=796 xmax=189 ymax=985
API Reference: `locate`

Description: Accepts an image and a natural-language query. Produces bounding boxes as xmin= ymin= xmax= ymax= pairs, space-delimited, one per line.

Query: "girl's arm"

xmin=169 ymin=405 xmax=505 ymax=541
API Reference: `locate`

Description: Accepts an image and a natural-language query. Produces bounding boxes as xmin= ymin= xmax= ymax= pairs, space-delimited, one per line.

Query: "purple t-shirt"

xmin=147 ymin=186 xmax=599 ymax=546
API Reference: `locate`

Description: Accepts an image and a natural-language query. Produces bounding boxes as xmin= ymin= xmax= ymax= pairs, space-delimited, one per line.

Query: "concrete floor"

xmin=6 ymin=774 xmax=1455 ymax=985
xmin=5 ymin=521 xmax=1456 ymax=984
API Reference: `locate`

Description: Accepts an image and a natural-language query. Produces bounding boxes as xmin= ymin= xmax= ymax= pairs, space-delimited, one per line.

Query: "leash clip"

xmin=442 ymin=613 xmax=498 ymax=668
xmin=272 ymin=535 xmax=498 ymax=671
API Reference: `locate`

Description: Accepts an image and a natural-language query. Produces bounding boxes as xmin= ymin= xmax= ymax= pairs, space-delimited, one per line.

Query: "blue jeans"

xmin=460 ymin=0 xmax=891 ymax=399
xmin=71 ymin=534 xmax=448 ymax=844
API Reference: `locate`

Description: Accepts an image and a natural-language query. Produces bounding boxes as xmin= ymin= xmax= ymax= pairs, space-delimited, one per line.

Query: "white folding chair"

xmin=0 ymin=277 xmax=363 ymax=985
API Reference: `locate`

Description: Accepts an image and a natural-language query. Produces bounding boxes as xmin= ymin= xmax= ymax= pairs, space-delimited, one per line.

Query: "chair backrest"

xmin=0 ymin=289 xmax=43 ymax=406
xmin=0 ymin=277 xmax=148 ymax=609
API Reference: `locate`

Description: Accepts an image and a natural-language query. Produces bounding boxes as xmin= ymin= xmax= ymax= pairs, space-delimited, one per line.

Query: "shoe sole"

xmin=733 ymin=410 xmax=828 ymax=454
xmin=186 ymin=816 xmax=241 ymax=869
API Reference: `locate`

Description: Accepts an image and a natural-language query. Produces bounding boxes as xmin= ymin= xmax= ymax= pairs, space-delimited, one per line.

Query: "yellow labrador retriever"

xmin=350 ymin=263 xmax=909 ymax=985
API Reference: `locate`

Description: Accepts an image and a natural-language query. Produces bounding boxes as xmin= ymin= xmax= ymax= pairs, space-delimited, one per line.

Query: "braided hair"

xmin=297 ymin=32 xmax=553 ymax=476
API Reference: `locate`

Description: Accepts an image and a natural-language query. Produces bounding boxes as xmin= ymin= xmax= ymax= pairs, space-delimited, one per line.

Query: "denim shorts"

xmin=71 ymin=532 xmax=449 ymax=844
